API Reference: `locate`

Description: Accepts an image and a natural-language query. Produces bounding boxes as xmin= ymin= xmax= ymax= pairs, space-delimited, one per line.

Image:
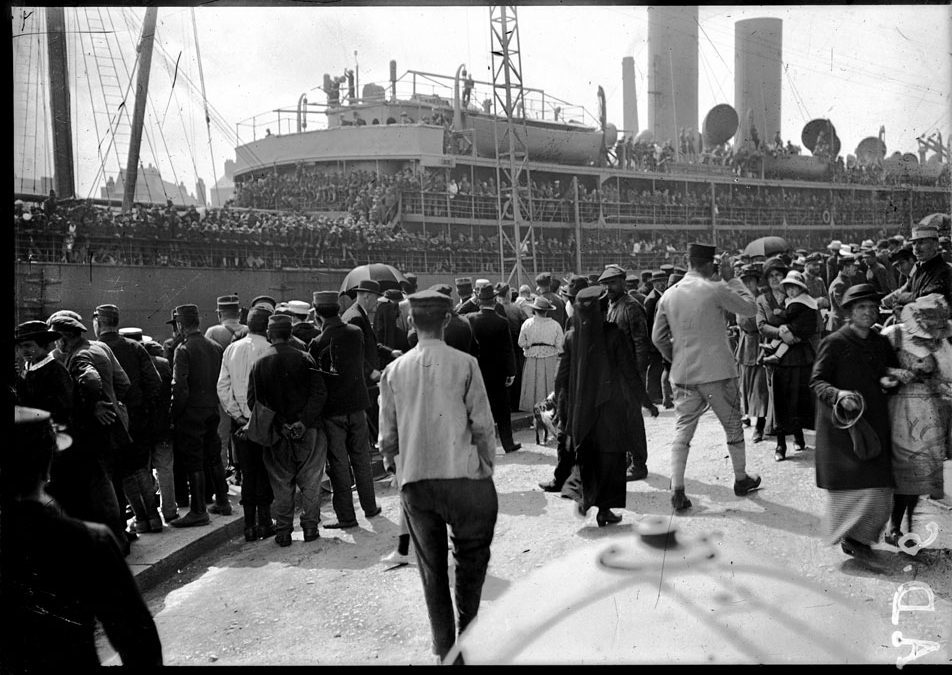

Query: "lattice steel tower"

xmin=490 ymin=5 xmax=537 ymax=288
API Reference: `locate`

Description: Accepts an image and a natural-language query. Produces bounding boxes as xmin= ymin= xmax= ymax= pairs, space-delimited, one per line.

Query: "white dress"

xmin=517 ymin=315 xmax=564 ymax=411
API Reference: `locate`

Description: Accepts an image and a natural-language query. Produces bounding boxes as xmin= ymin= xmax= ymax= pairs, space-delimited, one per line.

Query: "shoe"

xmin=794 ymin=443 xmax=807 ymax=452
xmin=596 ymin=510 xmax=622 ymax=527
xmin=381 ymin=550 xmax=412 ymax=565
xmin=147 ymin=517 xmax=164 ymax=533
xmin=841 ymin=537 xmax=889 ymax=571
xmin=275 ymin=531 xmax=292 ymax=547
xmin=257 ymin=522 xmax=274 ymax=539
xmin=324 ymin=520 xmax=359 ymax=529
xmin=209 ymin=501 xmax=233 ymax=516
xmin=752 ymin=432 xmax=764 ymax=443
xmin=625 ymin=466 xmax=648 ymax=482
xmin=303 ymin=527 xmax=320 ymax=542
xmin=538 ymin=480 xmax=562 ymax=492
xmin=244 ymin=526 xmax=258 ymax=542
xmin=742 ymin=417 xmax=751 ymax=427
xmin=884 ymin=529 xmax=903 ymax=548
xmin=364 ymin=506 xmax=382 ymax=518
xmin=671 ymin=489 xmax=692 ymax=512
xmin=125 ymin=528 xmax=139 ymax=542
xmin=164 ymin=511 xmax=180 ymax=522
xmin=774 ymin=446 xmax=786 ymax=462
xmin=169 ymin=510 xmax=211 ymax=528
xmin=134 ymin=519 xmax=150 ymax=534
xmin=733 ymin=473 xmax=762 ymax=496
xmin=504 ymin=443 xmax=522 ymax=453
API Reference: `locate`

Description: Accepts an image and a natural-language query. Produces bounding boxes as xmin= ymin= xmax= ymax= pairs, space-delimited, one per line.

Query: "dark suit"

xmin=408 ymin=312 xmax=480 ymax=357
xmin=501 ymin=303 xmax=527 ymax=410
xmin=171 ymin=330 xmax=223 ymax=473
xmin=541 ymin=291 xmax=567 ymax=329
xmin=292 ymin=321 xmax=320 ymax=346
xmin=467 ymin=307 xmax=518 ymax=449
xmin=643 ymin=288 xmax=665 ymax=404
xmin=341 ymin=302 xmax=392 ymax=383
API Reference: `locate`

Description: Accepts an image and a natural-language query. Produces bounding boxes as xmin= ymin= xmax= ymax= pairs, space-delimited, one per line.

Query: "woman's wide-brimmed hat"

xmin=780 ymin=270 xmax=808 ymax=291
xmin=900 ymin=293 xmax=952 ymax=340
xmin=840 ymin=283 xmax=882 ymax=310
xmin=762 ymin=256 xmax=789 ymax=277
xmin=528 ymin=297 xmax=554 ymax=313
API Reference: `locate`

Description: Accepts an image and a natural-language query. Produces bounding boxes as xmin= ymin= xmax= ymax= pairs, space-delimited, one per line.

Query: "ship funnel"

xmin=802 ymin=118 xmax=841 ymax=157
xmin=702 ymin=104 xmax=738 ymax=150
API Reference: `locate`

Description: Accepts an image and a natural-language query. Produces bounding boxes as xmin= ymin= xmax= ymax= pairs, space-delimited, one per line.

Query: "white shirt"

xmin=217 ymin=333 xmax=271 ymax=421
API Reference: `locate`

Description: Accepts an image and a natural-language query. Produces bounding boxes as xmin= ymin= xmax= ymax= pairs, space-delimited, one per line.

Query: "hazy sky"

xmin=12 ymin=4 xmax=950 ymax=199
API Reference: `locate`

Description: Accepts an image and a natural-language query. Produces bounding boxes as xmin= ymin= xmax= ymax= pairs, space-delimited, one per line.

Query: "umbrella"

xmin=339 ymin=263 xmax=407 ymax=293
xmin=450 ymin=517 xmax=904 ymax=664
xmin=743 ymin=236 xmax=789 ymax=258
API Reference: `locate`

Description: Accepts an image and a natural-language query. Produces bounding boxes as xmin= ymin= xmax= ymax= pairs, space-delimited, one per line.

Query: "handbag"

xmin=243 ymin=401 xmax=282 ymax=447
xmin=848 ymin=417 xmax=881 ymax=461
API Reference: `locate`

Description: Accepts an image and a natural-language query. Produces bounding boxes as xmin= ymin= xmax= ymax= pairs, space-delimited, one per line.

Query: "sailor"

xmin=652 ymin=242 xmax=763 ymax=511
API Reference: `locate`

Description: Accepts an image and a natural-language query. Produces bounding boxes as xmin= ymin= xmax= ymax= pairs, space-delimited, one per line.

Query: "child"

xmin=761 ymin=271 xmax=819 ymax=365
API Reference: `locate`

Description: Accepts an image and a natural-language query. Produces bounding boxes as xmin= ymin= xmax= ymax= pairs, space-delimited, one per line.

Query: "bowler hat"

xmin=561 ymin=275 xmax=589 ymax=299
xmin=286 ymin=300 xmax=311 ymax=315
xmin=93 ymin=304 xmax=119 ymax=323
xmin=383 ymin=289 xmax=404 ymax=302
xmin=597 ymin=264 xmax=626 ymax=283
xmin=409 ymin=289 xmax=453 ymax=311
xmin=477 ymin=285 xmax=496 ymax=301
xmin=250 ymin=295 xmax=277 ymax=310
xmin=119 ymin=327 xmax=143 ymax=341
xmin=15 ymin=320 xmax=60 ymax=344
xmin=527 ymin=297 xmax=554 ymax=313
xmin=840 ymin=283 xmax=882 ymax=310
xmin=355 ymin=279 xmax=382 ymax=295
xmin=429 ymin=283 xmax=453 ymax=297
xmin=687 ymin=242 xmax=715 ymax=261
xmin=216 ymin=295 xmax=240 ymax=310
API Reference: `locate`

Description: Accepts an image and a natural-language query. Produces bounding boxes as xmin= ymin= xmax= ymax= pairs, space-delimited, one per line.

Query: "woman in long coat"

xmin=736 ymin=265 xmax=770 ymax=440
xmin=556 ymin=286 xmax=656 ymax=527
xmin=810 ymin=284 xmax=898 ymax=565
xmin=880 ymin=293 xmax=952 ymax=545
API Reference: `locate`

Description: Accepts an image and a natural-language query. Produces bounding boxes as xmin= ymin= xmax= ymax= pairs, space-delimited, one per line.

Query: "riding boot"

xmin=170 ymin=471 xmax=210 ymax=527
xmin=208 ymin=461 xmax=232 ymax=514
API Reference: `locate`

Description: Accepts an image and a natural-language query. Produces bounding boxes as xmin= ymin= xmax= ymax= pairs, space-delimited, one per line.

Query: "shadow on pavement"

xmin=497 ymin=489 xmax=548 ymax=517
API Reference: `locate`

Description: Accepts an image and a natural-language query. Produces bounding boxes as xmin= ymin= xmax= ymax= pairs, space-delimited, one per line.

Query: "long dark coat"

xmin=810 ymin=325 xmax=897 ymax=490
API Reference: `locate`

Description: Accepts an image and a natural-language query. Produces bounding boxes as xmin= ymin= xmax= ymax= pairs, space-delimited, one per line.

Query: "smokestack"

xmin=735 ymin=18 xmax=783 ymax=147
xmin=647 ymin=6 xmax=698 ymax=148
xmin=622 ymin=56 xmax=639 ymax=138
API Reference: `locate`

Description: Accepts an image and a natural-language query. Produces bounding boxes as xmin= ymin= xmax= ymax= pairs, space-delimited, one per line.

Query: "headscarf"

xmin=567 ymin=287 xmax=612 ymax=444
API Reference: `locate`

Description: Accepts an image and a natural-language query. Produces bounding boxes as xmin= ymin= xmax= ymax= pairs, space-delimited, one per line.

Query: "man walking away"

xmin=169 ymin=305 xmax=227 ymax=527
xmin=248 ymin=315 xmax=328 ymax=547
xmin=379 ymin=290 xmax=498 ymax=664
xmin=310 ymin=291 xmax=382 ymax=529
xmin=652 ymin=243 xmax=763 ymax=511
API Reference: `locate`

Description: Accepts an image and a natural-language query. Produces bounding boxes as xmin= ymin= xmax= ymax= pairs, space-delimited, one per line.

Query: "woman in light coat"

xmin=518 ymin=297 xmax=564 ymax=412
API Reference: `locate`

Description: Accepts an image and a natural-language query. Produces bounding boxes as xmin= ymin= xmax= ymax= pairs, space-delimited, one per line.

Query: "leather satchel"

xmin=243 ymin=401 xmax=282 ymax=447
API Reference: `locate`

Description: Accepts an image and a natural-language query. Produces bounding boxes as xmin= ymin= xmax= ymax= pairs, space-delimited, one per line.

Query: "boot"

xmin=257 ymin=504 xmax=275 ymax=539
xmin=243 ymin=504 xmax=258 ymax=542
xmin=171 ymin=471 xmax=210 ymax=527
xmin=208 ymin=462 xmax=232 ymax=515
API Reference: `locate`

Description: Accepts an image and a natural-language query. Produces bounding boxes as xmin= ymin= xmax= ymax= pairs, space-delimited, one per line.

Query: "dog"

xmin=533 ymin=392 xmax=559 ymax=445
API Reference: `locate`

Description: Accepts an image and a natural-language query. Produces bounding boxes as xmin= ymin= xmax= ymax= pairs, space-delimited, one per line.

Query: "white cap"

xmin=286 ymin=300 xmax=311 ymax=315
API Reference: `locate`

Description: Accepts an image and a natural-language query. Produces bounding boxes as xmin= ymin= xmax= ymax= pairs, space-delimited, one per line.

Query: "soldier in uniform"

xmin=169 ymin=304 xmax=229 ymax=527
xmin=454 ymin=277 xmax=475 ymax=315
xmin=1 ymin=407 xmax=163 ymax=669
xmin=599 ymin=264 xmax=655 ymax=480
xmin=410 ymin=284 xmax=480 ymax=356
xmin=310 ymin=291 xmax=382 ymax=529
xmin=93 ymin=305 xmax=163 ymax=534
xmin=466 ymin=284 xmax=520 ymax=453
xmin=205 ymin=294 xmax=246 ymax=482
xmin=651 ymin=242 xmax=763 ymax=512
xmin=217 ymin=304 xmax=275 ymax=542
xmin=141 ymin=336 xmax=178 ymax=523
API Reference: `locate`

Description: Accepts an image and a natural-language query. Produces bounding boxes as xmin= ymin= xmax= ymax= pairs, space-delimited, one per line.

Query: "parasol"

xmin=339 ymin=263 xmax=407 ymax=293
xmin=450 ymin=517 xmax=905 ymax=664
xmin=743 ymin=236 xmax=789 ymax=258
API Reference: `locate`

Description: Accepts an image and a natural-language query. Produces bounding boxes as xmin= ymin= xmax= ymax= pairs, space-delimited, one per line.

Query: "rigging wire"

xmin=39 ymin=12 xmax=52 ymax=189
xmin=20 ymin=10 xmax=36 ymax=192
xmin=192 ymin=6 xmax=218 ymax=199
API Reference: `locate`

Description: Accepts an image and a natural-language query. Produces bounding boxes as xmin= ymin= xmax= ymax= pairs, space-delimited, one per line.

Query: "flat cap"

xmin=16 ymin=320 xmax=60 ymax=344
xmin=597 ymin=264 xmax=626 ymax=283
xmin=250 ymin=295 xmax=277 ymax=310
xmin=312 ymin=291 xmax=340 ymax=307
xmin=94 ymin=304 xmax=119 ymax=322
xmin=409 ymin=289 xmax=453 ymax=310
xmin=48 ymin=315 xmax=87 ymax=333
xmin=286 ymin=300 xmax=311 ymax=315
xmin=119 ymin=327 xmax=143 ymax=341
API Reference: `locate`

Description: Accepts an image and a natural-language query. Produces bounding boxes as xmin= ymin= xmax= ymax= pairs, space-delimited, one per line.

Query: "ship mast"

xmin=46 ymin=7 xmax=75 ymax=198
xmin=122 ymin=6 xmax=159 ymax=212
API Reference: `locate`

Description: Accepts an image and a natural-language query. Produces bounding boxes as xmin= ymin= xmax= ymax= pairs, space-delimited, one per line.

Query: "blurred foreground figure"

xmin=1 ymin=407 xmax=162 ymax=670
